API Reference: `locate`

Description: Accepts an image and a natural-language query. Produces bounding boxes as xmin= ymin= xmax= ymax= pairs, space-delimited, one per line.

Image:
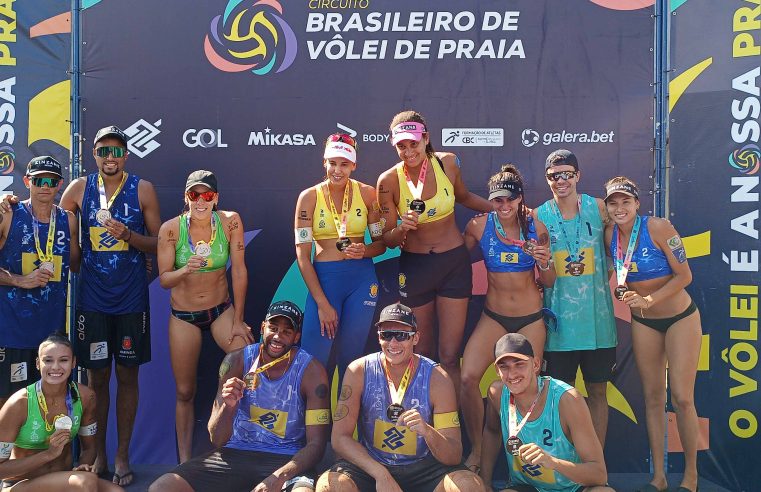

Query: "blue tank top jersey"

xmin=79 ymin=173 xmax=147 ymax=313
xmin=500 ymin=376 xmax=581 ymax=491
xmin=358 ymin=353 xmax=435 ymax=466
xmin=610 ymin=216 xmax=672 ymax=282
xmin=480 ymin=213 xmax=538 ymax=273
xmin=536 ymin=194 xmax=616 ymax=351
xmin=226 ymin=343 xmax=312 ymax=456
xmin=0 ymin=202 xmax=70 ymax=348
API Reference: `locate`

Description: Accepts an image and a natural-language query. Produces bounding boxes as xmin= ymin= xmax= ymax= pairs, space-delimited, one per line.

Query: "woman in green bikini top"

xmin=0 ymin=333 xmax=122 ymax=491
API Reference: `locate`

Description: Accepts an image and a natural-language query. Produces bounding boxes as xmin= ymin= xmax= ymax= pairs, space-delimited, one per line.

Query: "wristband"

xmin=295 ymin=228 xmax=313 ymax=244
xmin=369 ymin=222 xmax=383 ymax=238
xmin=433 ymin=411 xmax=460 ymax=429
xmin=305 ymin=409 xmax=330 ymax=425
xmin=78 ymin=422 xmax=98 ymax=436
xmin=0 ymin=442 xmax=12 ymax=458
xmin=537 ymin=260 xmax=551 ymax=272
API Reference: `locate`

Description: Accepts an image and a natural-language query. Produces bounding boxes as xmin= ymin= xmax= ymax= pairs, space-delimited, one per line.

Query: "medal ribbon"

xmin=402 ymin=159 xmax=428 ymax=202
xmin=614 ymin=215 xmax=642 ymax=287
xmin=383 ymin=355 xmax=415 ymax=407
xmin=186 ymin=211 xmax=218 ymax=254
xmin=35 ymin=380 xmax=74 ymax=432
xmin=25 ymin=201 xmax=56 ymax=262
xmin=97 ymin=172 xmax=128 ymax=212
xmin=492 ymin=211 xmax=525 ymax=247
xmin=551 ymin=196 xmax=583 ymax=263
xmin=508 ymin=377 xmax=545 ymax=439
xmin=245 ymin=348 xmax=292 ymax=389
xmin=324 ymin=180 xmax=351 ymax=238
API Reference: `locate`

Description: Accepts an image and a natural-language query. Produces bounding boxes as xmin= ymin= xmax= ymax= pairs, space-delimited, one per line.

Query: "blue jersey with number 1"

xmin=79 ymin=172 xmax=147 ymax=314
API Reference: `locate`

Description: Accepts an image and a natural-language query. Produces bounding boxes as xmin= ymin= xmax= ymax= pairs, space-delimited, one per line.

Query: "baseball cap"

xmin=26 ymin=156 xmax=63 ymax=178
xmin=545 ymin=149 xmax=579 ymax=171
xmin=604 ymin=181 xmax=639 ymax=202
xmin=93 ymin=125 xmax=128 ymax=147
xmin=488 ymin=179 xmax=523 ymax=201
xmin=265 ymin=300 xmax=304 ymax=332
xmin=494 ymin=333 xmax=535 ymax=364
xmin=391 ymin=121 xmax=426 ymax=146
xmin=376 ymin=303 xmax=417 ymax=330
xmin=185 ymin=170 xmax=218 ymax=193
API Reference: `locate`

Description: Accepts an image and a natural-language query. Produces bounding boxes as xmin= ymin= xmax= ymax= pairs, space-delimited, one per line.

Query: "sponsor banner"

xmin=81 ymin=0 xmax=654 ymax=466
xmin=669 ymin=0 xmax=760 ymax=489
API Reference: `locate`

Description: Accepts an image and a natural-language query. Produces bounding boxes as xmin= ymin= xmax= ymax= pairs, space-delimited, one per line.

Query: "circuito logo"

xmin=204 ymin=0 xmax=297 ymax=76
xmin=0 ymin=145 xmax=14 ymax=175
xmin=124 ymin=119 xmax=162 ymax=158
xmin=521 ymin=129 xmax=540 ymax=148
xmin=729 ymin=144 xmax=760 ymax=175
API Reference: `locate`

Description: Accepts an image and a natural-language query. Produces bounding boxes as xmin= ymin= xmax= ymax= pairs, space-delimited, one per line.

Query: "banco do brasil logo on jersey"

xmin=204 ymin=0 xmax=297 ymax=76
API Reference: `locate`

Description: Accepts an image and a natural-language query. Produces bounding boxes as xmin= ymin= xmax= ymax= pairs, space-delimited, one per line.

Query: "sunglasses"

xmin=30 ymin=176 xmax=61 ymax=188
xmin=378 ymin=330 xmax=415 ymax=342
xmin=95 ymin=146 xmax=127 ymax=158
xmin=327 ymin=133 xmax=357 ymax=148
xmin=546 ymin=171 xmax=578 ymax=182
xmin=186 ymin=190 xmax=217 ymax=202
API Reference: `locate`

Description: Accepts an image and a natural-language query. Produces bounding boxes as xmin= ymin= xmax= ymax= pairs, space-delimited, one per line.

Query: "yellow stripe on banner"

xmin=698 ymin=334 xmax=710 ymax=371
xmin=683 ymin=231 xmax=711 ymax=258
xmin=669 ymin=58 xmax=712 ymax=112
xmin=28 ymin=81 xmax=71 ymax=149
xmin=575 ymin=371 xmax=638 ymax=424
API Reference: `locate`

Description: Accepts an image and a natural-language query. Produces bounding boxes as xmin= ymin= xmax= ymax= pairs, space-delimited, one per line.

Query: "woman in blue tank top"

xmin=157 ymin=170 xmax=253 ymax=463
xmin=603 ymin=177 xmax=702 ymax=492
xmin=461 ymin=164 xmax=556 ymax=473
xmin=0 ymin=334 xmax=119 ymax=491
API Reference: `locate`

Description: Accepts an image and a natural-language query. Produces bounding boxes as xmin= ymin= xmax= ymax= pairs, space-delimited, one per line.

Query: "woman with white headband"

xmin=376 ymin=110 xmax=492 ymax=394
xmin=0 ymin=333 xmax=122 ymax=491
xmin=295 ymin=133 xmax=385 ymax=384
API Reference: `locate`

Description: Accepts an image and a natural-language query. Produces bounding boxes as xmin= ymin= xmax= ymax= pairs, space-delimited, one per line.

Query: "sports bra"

xmin=395 ymin=156 xmax=455 ymax=224
xmin=480 ymin=213 xmax=538 ymax=273
xmin=15 ymin=382 xmax=83 ymax=450
xmin=610 ymin=215 xmax=673 ymax=282
xmin=312 ymin=180 xmax=368 ymax=240
xmin=174 ymin=211 xmax=230 ymax=272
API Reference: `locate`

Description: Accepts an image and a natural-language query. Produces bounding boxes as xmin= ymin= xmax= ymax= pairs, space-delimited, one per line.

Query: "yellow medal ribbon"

xmin=35 ymin=380 xmax=73 ymax=432
xmin=186 ymin=211 xmax=218 ymax=255
xmin=97 ymin=171 xmax=128 ymax=211
xmin=27 ymin=202 xmax=56 ymax=262
xmin=244 ymin=348 xmax=292 ymax=390
xmin=323 ymin=180 xmax=351 ymax=238
xmin=383 ymin=354 xmax=415 ymax=407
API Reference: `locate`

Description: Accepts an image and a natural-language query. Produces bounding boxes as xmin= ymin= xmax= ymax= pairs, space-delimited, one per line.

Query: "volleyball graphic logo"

xmin=729 ymin=144 xmax=760 ymax=175
xmin=0 ymin=145 xmax=15 ymax=175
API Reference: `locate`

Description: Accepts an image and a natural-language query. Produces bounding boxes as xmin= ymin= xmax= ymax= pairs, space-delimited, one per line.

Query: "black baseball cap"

xmin=185 ymin=170 xmax=218 ymax=193
xmin=265 ymin=301 xmax=303 ymax=332
xmin=94 ymin=125 xmax=128 ymax=147
xmin=488 ymin=179 xmax=523 ymax=200
xmin=376 ymin=303 xmax=417 ymax=330
xmin=545 ymin=149 xmax=579 ymax=171
xmin=604 ymin=181 xmax=639 ymax=202
xmin=26 ymin=156 xmax=63 ymax=178
xmin=494 ymin=333 xmax=535 ymax=364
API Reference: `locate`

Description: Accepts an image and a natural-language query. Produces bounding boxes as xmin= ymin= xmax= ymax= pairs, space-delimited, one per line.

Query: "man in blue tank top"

xmin=534 ymin=150 xmax=617 ymax=448
xmin=0 ymin=156 xmax=79 ymax=408
xmin=317 ymin=303 xmax=485 ymax=492
xmin=60 ymin=125 xmax=162 ymax=486
xmin=150 ymin=301 xmax=331 ymax=492
xmin=481 ymin=333 xmax=612 ymax=492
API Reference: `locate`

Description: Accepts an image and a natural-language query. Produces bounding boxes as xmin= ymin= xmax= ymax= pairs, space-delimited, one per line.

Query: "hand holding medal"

xmin=220 ymin=377 xmax=245 ymax=408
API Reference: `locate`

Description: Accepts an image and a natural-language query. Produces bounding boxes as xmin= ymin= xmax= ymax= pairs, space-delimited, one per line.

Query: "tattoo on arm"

xmin=236 ymin=242 xmax=244 ymax=251
xmin=228 ymin=220 xmax=240 ymax=232
xmin=168 ymin=230 xmax=174 ymax=238
xmin=315 ymin=384 xmax=328 ymax=399
xmin=299 ymin=210 xmax=309 ymax=220
xmin=339 ymin=385 xmax=352 ymax=401
xmin=333 ymin=404 xmax=349 ymax=421
xmin=218 ymin=350 xmax=242 ymax=379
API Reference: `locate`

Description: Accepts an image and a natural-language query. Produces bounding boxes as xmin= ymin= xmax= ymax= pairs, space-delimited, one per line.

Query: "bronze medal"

xmin=521 ymin=240 xmax=536 ymax=255
xmin=336 ymin=237 xmax=351 ymax=252
xmin=614 ymin=285 xmax=628 ymax=301
xmin=386 ymin=403 xmax=405 ymax=424
xmin=243 ymin=372 xmax=258 ymax=391
xmin=506 ymin=435 xmax=523 ymax=456
xmin=410 ymin=199 xmax=426 ymax=214
xmin=568 ymin=261 xmax=585 ymax=276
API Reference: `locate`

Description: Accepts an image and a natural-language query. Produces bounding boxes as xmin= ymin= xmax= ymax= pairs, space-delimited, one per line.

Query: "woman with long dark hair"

xmin=157 ymin=170 xmax=253 ymax=462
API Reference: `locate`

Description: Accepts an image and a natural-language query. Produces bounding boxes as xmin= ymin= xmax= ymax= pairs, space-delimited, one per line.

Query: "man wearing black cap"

xmin=59 ymin=125 xmax=161 ymax=485
xmin=481 ymin=333 xmax=612 ymax=492
xmin=317 ymin=302 xmax=485 ymax=492
xmin=150 ymin=300 xmax=331 ymax=492
xmin=0 ymin=156 xmax=80 ymax=407
xmin=534 ymin=149 xmax=617 ymax=448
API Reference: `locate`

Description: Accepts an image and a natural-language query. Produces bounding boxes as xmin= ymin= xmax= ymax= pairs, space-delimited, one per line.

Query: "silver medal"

xmin=40 ymin=261 xmax=55 ymax=274
xmin=96 ymin=208 xmax=111 ymax=225
xmin=195 ymin=242 xmax=212 ymax=258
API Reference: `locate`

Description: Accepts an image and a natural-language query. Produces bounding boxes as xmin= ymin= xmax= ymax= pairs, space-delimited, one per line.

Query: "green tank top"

xmin=15 ymin=382 xmax=83 ymax=450
xmin=536 ymin=194 xmax=616 ymax=351
xmin=500 ymin=376 xmax=581 ymax=491
xmin=175 ymin=211 xmax=230 ymax=272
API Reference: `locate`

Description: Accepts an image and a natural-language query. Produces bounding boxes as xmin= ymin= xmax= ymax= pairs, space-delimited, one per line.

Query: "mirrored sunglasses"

xmin=30 ymin=176 xmax=61 ymax=188
xmin=546 ymin=171 xmax=578 ymax=182
xmin=377 ymin=330 xmax=415 ymax=342
xmin=95 ymin=146 xmax=127 ymax=158
xmin=327 ymin=133 xmax=357 ymax=148
xmin=186 ymin=190 xmax=217 ymax=202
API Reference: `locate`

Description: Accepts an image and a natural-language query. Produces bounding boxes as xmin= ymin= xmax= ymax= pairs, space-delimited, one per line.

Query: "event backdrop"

xmin=669 ymin=0 xmax=761 ymax=490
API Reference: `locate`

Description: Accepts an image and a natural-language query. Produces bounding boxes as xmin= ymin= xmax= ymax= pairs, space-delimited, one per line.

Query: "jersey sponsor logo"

xmin=373 ymin=419 xmax=417 ymax=455
xmin=552 ymin=247 xmax=595 ymax=278
xmin=249 ymin=405 xmax=288 ymax=438
xmin=500 ymin=252 xmax=519 ymax=264
xmin=369 ymin=283 xmax=378 ymax=298
xmin=89 ymin=227 xmax=129 ymax=252
xmin=511 ymin=454 xmax=555 ymax=485
xmin=10 ymin=362 xmax=26 ymax=383
xmin=121 ymin=336 xmax=133 ymax=351
xmin=21 ymin=253 xmax=63 ymax=282
xmin=90 ymin=342 xmax=108 ymax=361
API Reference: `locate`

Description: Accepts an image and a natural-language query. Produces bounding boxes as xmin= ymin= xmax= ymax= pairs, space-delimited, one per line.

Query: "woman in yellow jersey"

xmin=157 ymin=170 xmax=252 ymax=463
xmin=0 ymin=334 xmax=121 ymax=491
xmin=377 ymin=110 xmax=492 ymax=393
xmin=295 ymin=133 xmax=386 ymax=383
